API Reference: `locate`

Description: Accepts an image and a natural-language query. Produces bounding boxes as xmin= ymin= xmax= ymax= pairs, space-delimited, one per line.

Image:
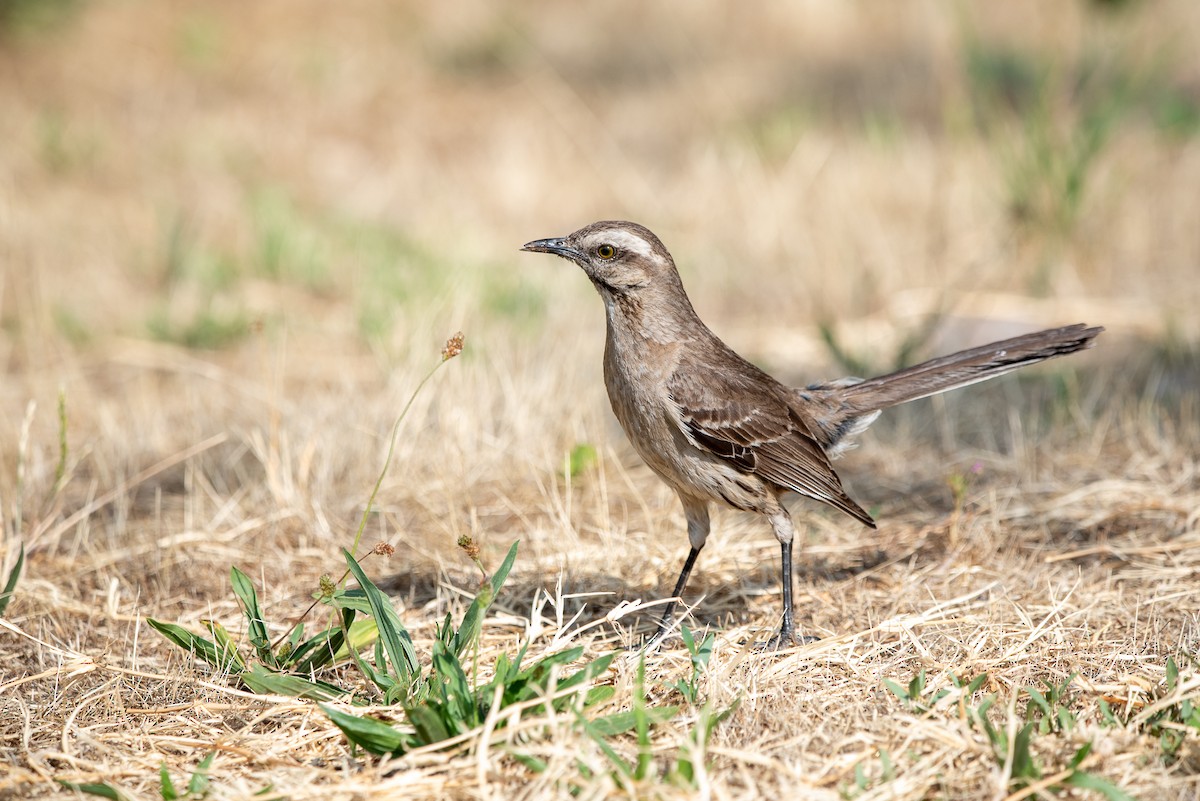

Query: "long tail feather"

xmin=836 ymin=323 xmax=1104 ymax=413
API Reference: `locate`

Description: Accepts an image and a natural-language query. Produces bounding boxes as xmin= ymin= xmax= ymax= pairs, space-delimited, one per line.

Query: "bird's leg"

xmin=765 ymin=510 xmax=803 ymax=649
xmin=649 ymin=498 xmax=710 ymax=643
xmin=654 ymin=546 xmax=701 ymax=639
xmin=776 ymin=538 xmax=796 ymax=645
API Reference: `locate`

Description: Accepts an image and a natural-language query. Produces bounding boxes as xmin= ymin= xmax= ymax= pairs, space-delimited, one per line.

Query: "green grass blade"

xmin=453 ymin=540 xmax=519 ymax=656
xmin=883 ymin=679 xmax=909 ymax=702
xmin=518 ymin=646 xmax=584 ymax=680
xmin=1025 ymin=686 xmax=1051 ymax=717
xmin=587 ymin=705 xmax=681 ymax=737
xmin=578 ymin=712 xmax=634 ymax=780
xmin=499 ymin=649 xmax=614 ymax=709
xmin=680 ymin=624 xmax=695 ymax=653
xmin=291 ymin=610 xmax=371 ymax=672
xmin=348 ymin=636 xmax=395 ymax=695
xmin=0 ymin=543 xmax=24 ymax=615
xmin=552 ymin=652 xmax=618 ymax=702
xmin=880 ymin=747 xmax=894 ymax=781
xmin=1011 ymin=722 xmax=1039 ymax=780
xmin=584 ymin=685 xmax=616 ymax=707
xmin=327 ymin=587 xmax=373 ymax=615
xmin=289 ymin=625 xmax=344 ymax=672
xmin=431 ymin=640 xmax=479 ymax=727
xmin=633 ymin=658 xmax=652 ymax=780
xmin=200 ymin=619 xmax=247 ymax=671
xmin=1069 ymin=741 xmax=1094 ymax=770
xmin=337 ymin=617 xmax=379 ymax=660
xmin=492 ymin=651 xmax=512 ymax=689
xmin=1065 ymin=771 xmax=1136 ymax=801
xmin=230 ymin=566 xmax=274 ymax=666
xmin=159 ymin=763 xmax=178 ymax=801
xmin=508 ymin=750 xmax=548 ymax=773
xmin=320 ymin=704 xmax=411 ymax=756
xmin=343 ymin=549 xmax=418 ymax=683
xmin=187 ymin=752 xmax=215 ymax=796
xmin=284 ymin=621 xmax=304 ymax=658
xmin=239 ymin=664 xmax=347 ymax=701
xmin=404 ymin=701 xmax=456 ymax=744
xmin=146 ymin=618 xmax=243 ymax=672
xmin=57 ymin=782 xmax=130 ymax=801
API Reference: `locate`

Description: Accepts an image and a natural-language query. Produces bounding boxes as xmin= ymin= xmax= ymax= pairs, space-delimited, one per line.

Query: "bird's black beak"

xmin=521 ymin=237 xmax=579 ymax=260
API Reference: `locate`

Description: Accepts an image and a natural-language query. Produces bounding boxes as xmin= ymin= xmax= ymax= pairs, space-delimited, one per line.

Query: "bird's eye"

xmin=596 ymin=244 xmax=616 ymax=260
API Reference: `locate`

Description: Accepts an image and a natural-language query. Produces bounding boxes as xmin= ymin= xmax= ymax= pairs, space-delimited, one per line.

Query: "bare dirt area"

xmin=2 ymin=2 xmax=1199 ymax=799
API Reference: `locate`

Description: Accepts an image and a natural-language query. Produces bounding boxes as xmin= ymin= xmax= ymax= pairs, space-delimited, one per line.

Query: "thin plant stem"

xmin=270 ymin=333 xmax=463 ymax=653
xmin=348 ymin=358 xmax=447 ymax=560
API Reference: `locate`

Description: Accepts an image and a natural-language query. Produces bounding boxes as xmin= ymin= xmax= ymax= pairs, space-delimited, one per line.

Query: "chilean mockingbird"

xmin=522 ymin=220 xmax=1102 ymax=647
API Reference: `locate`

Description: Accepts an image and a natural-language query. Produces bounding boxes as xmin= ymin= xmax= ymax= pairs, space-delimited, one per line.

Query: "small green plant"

xmin=250 ymin=189 xmax=333 ymax=292
xmin=319 ymin=538 xmax=624 ymax=756
xmin=816 ymin=309 xmax=946 ymax=378
xmin=508 ymin=647 xmax=736 ymax=794
xmin=840 ymin=749 xmax=895 ymax=800
xmin=148 ymin=332 xmax=469 ymax=697
xmin=883 ymin=669 xmax=934 ymax=712
xmin=1024 ymin=672 xmax=1079 ymax=734
xmin=670 ymin=626 xmax=716 ymax=705
xmin=144 ymin=331 xmax=659 ymax=761
xmin=146 ymin=307 xmax=253 ymax=350
xmin=4 ymin=391 xmax=72 ymax=615
xmin=139 ymin=329 xmax=727 ymax=782
xmin=961 ymin=37 xmax=1128 ymax=249
xmin=883 ymin=670 xmax=1134 ymax=798
xmin=563 ymin=657 xmax=735 ymax=795
xmin=666 ymin=700 xmax=738 ymax=790
xmin=147 ymin=555 xmax=380 ymax=701
xmin=0 ymin=543 xmax=23 ymax=616
xmin=966 ymin=695 xmax=1130 ymax=800
xmin=946 ymin=461 xmax=984 ymax=543
xmin=150 ymin=503 xmax=628 ymax=758
xmin=946 ymin=462 xmax=982 ymax=513
xmin=61 ymin=752 xmax=216 ymax=801
xmin=1100 ymin=656 xmax=1200 ymax=763
xmin=0 ymin=0 xmax=82 ymax=38
xmin=965 ymin=695 xmax=1042 ymax=786
xmin=883 ymin=670 xmax=986 ymax=715
xmin=568 ymin=442 xmax=598 ymax=478
xmin=956 ymin=680 xmax=1132 ymax=799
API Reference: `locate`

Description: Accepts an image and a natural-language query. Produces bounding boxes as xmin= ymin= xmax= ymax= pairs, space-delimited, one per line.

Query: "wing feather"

xmin=667 ymin=359 xmax=876 ymax=528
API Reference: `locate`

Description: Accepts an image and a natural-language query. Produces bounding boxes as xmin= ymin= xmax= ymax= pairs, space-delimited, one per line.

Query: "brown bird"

xmin=522 ymin=221 xmax=1102 ymax=647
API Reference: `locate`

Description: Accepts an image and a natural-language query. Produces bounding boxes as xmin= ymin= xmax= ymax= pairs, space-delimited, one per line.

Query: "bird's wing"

xmin=666 ymin=358 xmax=876 ymax=528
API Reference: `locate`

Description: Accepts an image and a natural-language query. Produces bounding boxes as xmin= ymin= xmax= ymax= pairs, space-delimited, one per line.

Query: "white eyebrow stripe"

xmin=594 ymin=229 xmax=654 ymax=259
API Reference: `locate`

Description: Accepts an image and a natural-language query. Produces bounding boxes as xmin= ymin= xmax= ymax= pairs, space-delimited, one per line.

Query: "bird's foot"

xmin=755 ymin=627 xmax=819 ymax=651
xmin=638 ymin=624 xmax=683 ymax=652
xmin=618 ymin=623 xmax=680 ymax=654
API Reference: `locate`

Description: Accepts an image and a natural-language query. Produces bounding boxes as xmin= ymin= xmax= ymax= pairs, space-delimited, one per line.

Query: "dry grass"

xmin=2 ymin=1 xmax=1200 ymax=798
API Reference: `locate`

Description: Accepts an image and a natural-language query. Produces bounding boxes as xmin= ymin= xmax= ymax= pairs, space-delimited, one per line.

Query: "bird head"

xmin=521 ymin=220 xmax=680 ymax=295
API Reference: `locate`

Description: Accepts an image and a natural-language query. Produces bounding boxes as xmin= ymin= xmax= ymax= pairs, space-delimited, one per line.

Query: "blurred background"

xmin=3 ymin=0 xmax=1198 ymax=351
xmin=1 ymin=0 xmax=1198 ymax=573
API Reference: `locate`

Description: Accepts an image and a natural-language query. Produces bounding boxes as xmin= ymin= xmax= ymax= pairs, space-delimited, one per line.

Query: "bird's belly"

xmin=603 ymin=362 xmax=772 ymax=513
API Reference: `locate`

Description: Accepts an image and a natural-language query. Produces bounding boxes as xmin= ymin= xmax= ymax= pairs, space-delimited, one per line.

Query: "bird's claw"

xmin=755 ymin=629 xmax=819 ymax=651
